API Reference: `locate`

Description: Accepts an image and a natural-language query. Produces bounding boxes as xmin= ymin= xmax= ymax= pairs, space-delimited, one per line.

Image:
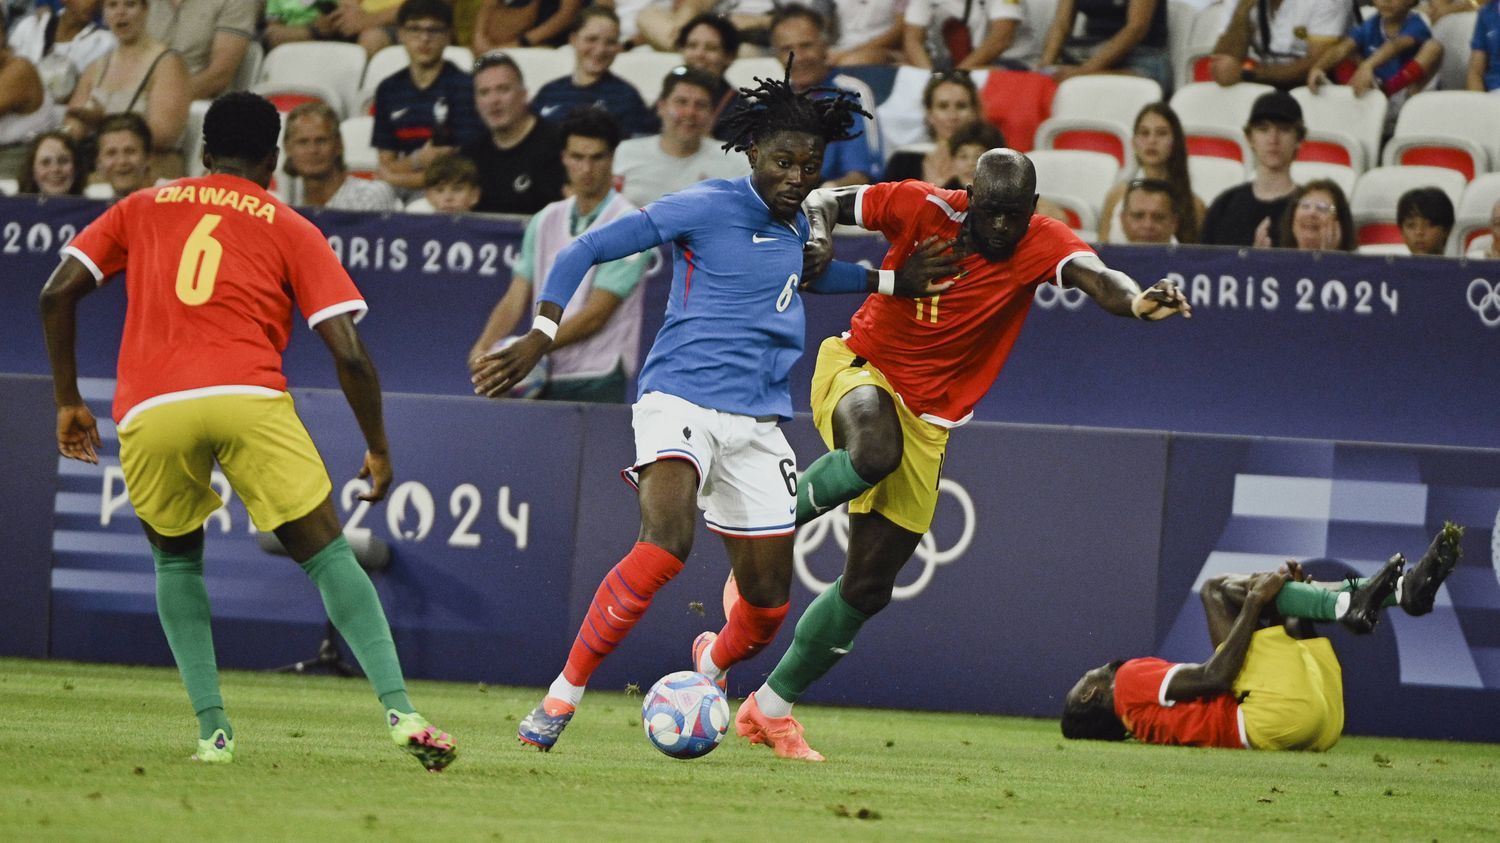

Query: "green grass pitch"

xmin=3 ymin=658 xmax=1497 ymax=841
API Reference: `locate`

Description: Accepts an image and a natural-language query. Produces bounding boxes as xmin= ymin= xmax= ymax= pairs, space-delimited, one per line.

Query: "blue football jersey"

xmin=637 ymin=177 xmax=810 ymax=420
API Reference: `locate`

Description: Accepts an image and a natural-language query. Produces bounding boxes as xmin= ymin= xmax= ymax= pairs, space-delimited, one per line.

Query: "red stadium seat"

xmin=1185 ymin=134 xmax=1244 ymax=162
xmin=1350 ymin=165 xmax=1467 ymax=250
xmin=1382 ymin=91 xmax=1500 ymax=180
xmin=1393 ymin=146 xmax=1477 ymax=181
xmin=1297 ymin=139 xmax=1354 ymax=167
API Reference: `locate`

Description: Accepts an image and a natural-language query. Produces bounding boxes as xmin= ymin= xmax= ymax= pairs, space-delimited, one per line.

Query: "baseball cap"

xmin=1246 ymin=91 xmax=1302 ymax=127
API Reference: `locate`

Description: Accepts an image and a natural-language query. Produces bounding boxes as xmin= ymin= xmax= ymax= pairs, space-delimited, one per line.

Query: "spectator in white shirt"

xmin=612 ymin=66 xmax=749 ymax=207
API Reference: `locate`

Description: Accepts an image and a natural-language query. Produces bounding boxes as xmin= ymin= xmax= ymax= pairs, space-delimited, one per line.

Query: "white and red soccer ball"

xmin=641 ymin=671 xmax=730 ymax=759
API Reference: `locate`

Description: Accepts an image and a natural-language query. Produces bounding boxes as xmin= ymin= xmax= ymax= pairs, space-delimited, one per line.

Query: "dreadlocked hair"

xmin=719 ymin=54 xmax=871 ymax=154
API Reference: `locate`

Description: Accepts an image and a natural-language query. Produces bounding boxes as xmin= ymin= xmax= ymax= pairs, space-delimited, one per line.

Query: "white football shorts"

xmin=623 ymin=391 xmax=797 ymax=538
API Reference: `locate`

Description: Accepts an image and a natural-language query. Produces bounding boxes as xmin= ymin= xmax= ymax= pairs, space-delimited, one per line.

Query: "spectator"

xmin=146 ymin=0 xmax=256 ymax=99
xmin=829 ymin=0 xmax=903 ymax=65
xmin=1468 ymin=0 xmax=1500 ymax=92
xmin=532 ymin=6 xmax=656 ymax=137
xmin=373 ymin=0 xmax=484 ymax=192
xmin=91 ymin=111 xmax=153 ymax=197
xmin=468 ymin=107 xmax=647 ymax=404
xmin=902 ymin=0 xmax=1052 ymax=70
xmin=883 ymin=70 xmax=980 ymax=185
xmin=1208 ymin=0 xmax=1350 ymax=89
xmin=264 ymin=0 xmax=402 ymax=56
xmin=1118 ymin=178 xmax=1179 ymax=244
xmin=771 ymin=4 xmax=882 ymax=185
xmin=1201 ymin=91 xmax=1302 ymax=247
xmin=674 ymin=13 xmax=743 ymax=141
xmin=1277 ymin=179 xmax=1355 ymax=251
xmin=1467 ymin=198 xmax=1500 ymax=257
xmin=0 ymin=42 xmax=58 ymax=177
xmin=472 ymin=0 xmax=582 ymax=52
xmin=422 ymin=153 xmax=482 ymax=213
xmin=1307 ymin=0 xmax=1442 ymax=101
xmin=18 ymin=130 xmax=86 ymax=196
xmin=460 ymin=51 xmax=566 ymax=214
xmin=281 ymin=101 xmax=402 ymax=211
xmin=1099 ymin=102 xmax=1202 ymax=244
xmin=612 ymin=66 xmax=749 ymax=207
xmin=8 ymin=0 xmax=117 ymax=102
xmin=639 ymin=0 xmax=774 ymax=51
xmin=1039 ymin=0 xmax=1172 ymax=92
xmin=946 ymin=119 xmax=1005 ymax=188
xmin=67 ymin=0 xmax=190 ymax=178
xmin=1397 ymin=186 xmax=1455 ymax=256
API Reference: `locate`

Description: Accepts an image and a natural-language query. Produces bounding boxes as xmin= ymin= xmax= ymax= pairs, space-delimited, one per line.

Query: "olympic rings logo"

xmin=1467 ymin=278 xmax=1500 ymax=327
xmin=1032 ymin=282 xmax=1089 ymax=311
xmin=792 ymin=478 xmax=975 ymax=600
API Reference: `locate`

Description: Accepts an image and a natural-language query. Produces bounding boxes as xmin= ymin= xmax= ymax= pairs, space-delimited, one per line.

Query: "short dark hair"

xmin=572 ymin=4 xmax=619 ymax=34
xmin=473 ymin=50 xmax=523 ymax=84
xmin=203 ymin=92 xmax=280 ymax=162
xmin=99 ymin=111 xmax=153 ymax=152
xmin=397 ymin=0 xmax=452 ymax=28
xmin=946 ymin=120 xmax=1004 ymax=156
xmin=19 ymin=130 xmax=85 ymax=195
xmin=1125 ymin=177 xmax=1176 ymax=205
xmin=558 ymin=105 xmax=623 ymax=151
xmin=1060 ymin=693 xmax=1129 ymax=741
xmin=424 ymin=153 xmax=480 ymax=188
xmin=718 ymin=57 xmax=868 ymax=154
xmin=659 ymin=65 xmax=719 ymax=102
xmin=1396 ymin=186 xmax=1455 ymax=230
xmin=675 ymin=13 xmax=741 ymax=58
xmin=769 ymin=3 xmax=827 ymax=39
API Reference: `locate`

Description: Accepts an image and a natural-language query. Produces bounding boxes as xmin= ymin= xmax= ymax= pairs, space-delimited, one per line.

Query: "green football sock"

xmin=766 ymin=577 xmax=869 ymax=703
xmin=299 ymin=535 xmax=413 ymax=714
xmin=1274 ymin=578 xmax=1398 ymax=620
xmin=796 ymin=449 xmax=876 ymax=525
xmin=152 ymin=545 xmax=232 ymax=741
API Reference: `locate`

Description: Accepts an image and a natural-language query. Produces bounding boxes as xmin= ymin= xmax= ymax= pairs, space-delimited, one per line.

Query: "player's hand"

xmin=891 ymin=236 xmax=958 ymax=298
xmin=802 ymin=226 xmax=834 ymax=282
xmin=1245 ymin=571 xmax=1288 ymax=605
xmin=1130 ymin=278 xmax=1191 ymax=320
xmin=471 ymin=331 xmax=550 ymax=398
xmin=56 ymin=403 xmax=101 ymax=464
xmin=357 ymin=450 xmax=393 ymax=502
xmin=1277 ymin=558 xmax=1311 ymax=582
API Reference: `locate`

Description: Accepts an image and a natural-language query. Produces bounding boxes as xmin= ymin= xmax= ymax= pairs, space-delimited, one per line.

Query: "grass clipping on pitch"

xmin=2 ymin=658 xmax=1497 ymax=841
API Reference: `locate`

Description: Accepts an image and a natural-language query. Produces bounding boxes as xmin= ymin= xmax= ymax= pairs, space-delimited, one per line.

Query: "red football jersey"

xmin=846 ymin=180 xmax=1094 ymax=426
xmin=1113 ymin=658 xmax=1247 ymax=749
xmin=65 ymin=174 xmax=366 ymax=424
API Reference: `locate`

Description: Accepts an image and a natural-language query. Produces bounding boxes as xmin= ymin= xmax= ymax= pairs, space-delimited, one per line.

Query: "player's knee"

xmin=637 ymin=524 xmax=694 ymax=561
xmin=840 ymin=575 xmax=894 ymax=616
xmin=848 ymin=437 xmax=902 ymax=483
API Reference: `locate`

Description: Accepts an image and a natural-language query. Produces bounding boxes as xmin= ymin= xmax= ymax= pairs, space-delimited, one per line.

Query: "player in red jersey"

xmin=733 ymin=149 xmax=1192 ymax=761
xmin=38 ymin=92 xmax=456 ymax=770
xmin=1061 ymin=523 xmax=1464 ymax=750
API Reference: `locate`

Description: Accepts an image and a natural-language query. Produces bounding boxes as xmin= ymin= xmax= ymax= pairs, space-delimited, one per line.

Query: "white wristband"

xmin=532 ymin=315 xmax=559 ymax=340
xmin=877 ymin=269 xmax=896 ymax=296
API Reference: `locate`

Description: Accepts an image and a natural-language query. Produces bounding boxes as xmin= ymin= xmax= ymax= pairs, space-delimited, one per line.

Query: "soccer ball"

xmin=485 ymin=336 xmax=549 ymax=399
xmin=641 ymin=671 xmax=730 ymax=759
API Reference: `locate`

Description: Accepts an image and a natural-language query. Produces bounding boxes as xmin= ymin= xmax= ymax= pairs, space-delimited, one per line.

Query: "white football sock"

xmin=697 ymin=644 xmax=725 ymax=682
xmin=754 ymin=683 xmax=794 ymax=718
xmin=1333 ymin=591 xmax=1351 ymax=619
xmin=547 ymin=674 xmax=586 ymax=707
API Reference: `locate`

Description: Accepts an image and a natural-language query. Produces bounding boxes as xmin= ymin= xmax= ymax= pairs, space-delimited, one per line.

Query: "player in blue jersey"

xmin=471 ymin=67 xmax=956 ymax=751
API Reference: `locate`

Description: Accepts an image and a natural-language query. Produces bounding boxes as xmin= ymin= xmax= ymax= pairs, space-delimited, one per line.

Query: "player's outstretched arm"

xmin=1061 ymin=255 xmax=1192 ymax=320
xmin=1164 ymin=572 xmax=1286 ymax=701
xmin=39 ymin=256 xmax=102 ymax=464
xmin=801 ymin=185 xmax=865 ymax=280
xmin=314 ymin=314 xmax=392 ymax=502
xmin=803 ymin=237 xmax=957 ymax=297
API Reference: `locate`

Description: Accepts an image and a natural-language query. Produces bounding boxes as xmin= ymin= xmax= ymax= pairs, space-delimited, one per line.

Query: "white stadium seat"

xmin=612 ymin=50 xmax=684 ymax=103
xmin=725 ymin=55 xmax=786 ymax=93
xmin=261 ymin=41 xmax=368 ymax=117
xmin=1187 ymin=155 xmax=1248 ymax=206
xmin=1035 ymin=118 xmax=1133 ymax=167
xmin=504 ymin=46 xmax=577 ymax=91
xmin=339 ymin=115 xmax=379 ymax=178
xmin=1289 ymin=85 xmax=1384 ymax=172
xmin=1035 ymin=75 xmax=1163 ymax=165
xmin=1029 ymin=150 xmax=1120 ymax=229
xmin=1170 ymin=81 xmax=1274 ymax=164
xmin=1291 ymin=161 xmax=1357 ymax=197
xmin=1432 ymin=11 xmax=1477 ymax=91
xmin=1349 ymin=165 xmax=1466 ymax=246
xmin=252 ymin=80 xmax=347 ymax=119
xmin=1382 ymin=91 xmax=1500 ymax=180
xmin=1453 ymin=172 xmax=1500 ymax=253
xmin=1167 ymin=0 xmax=1198 ymax=90
xmin=0 ymin=177 xmax=17 ymax=195
xmin=1179 ymin=0 xmax=1227 ymax=87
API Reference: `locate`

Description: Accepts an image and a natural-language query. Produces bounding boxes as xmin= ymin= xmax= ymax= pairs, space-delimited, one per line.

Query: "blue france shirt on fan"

xmin=538 ymin=176 xmax=810 ymax=421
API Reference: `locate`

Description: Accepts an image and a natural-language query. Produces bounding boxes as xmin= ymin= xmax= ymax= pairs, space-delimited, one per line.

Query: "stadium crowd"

xmin=4 ymin=0 xmax=1500 ymax=260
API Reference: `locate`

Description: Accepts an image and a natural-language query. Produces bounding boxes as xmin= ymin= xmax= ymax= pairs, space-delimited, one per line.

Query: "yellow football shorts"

xmin=1234 ymin=626 xmax=1345 ymax=751
xmin=809 ymin=336 xmax=950 ymax=535
xmin=117 ymin=392 xmax=332 ymax=536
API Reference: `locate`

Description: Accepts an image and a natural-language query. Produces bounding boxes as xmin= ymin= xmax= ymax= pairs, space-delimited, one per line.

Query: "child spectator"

xmin=422 ymin=153 xmax=481 ymax=213
xmin=1308 ymin=0 xmax=1442 ymax=99
xmin=1397 ymin=186 xmax=1455 ymax=255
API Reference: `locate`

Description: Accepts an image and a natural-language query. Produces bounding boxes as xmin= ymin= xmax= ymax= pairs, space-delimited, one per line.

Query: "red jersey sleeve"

xmin=1114 ymin=657 xmax=1179 ymax=712
xmin=1113 ymin=657 xmax=1246 ymax=749
xmin=280 ymin=212 xmax=367 ymax=328
xmin=63 ymin=194 xmax=135 ymax=284
xmin=854 ymin=180 xmax=938 ymax=239
xmin=1023 ymin=216 xmax=1095 ymax=288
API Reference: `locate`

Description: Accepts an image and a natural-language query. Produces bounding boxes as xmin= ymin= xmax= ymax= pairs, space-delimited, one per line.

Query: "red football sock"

xmin=709 ymin=599 xmax=790 ymax=670
xmin=1382 ymin=60 xmax=1426 ymax=95
xmin=562 ymin=542 xmax=684 ymax=686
